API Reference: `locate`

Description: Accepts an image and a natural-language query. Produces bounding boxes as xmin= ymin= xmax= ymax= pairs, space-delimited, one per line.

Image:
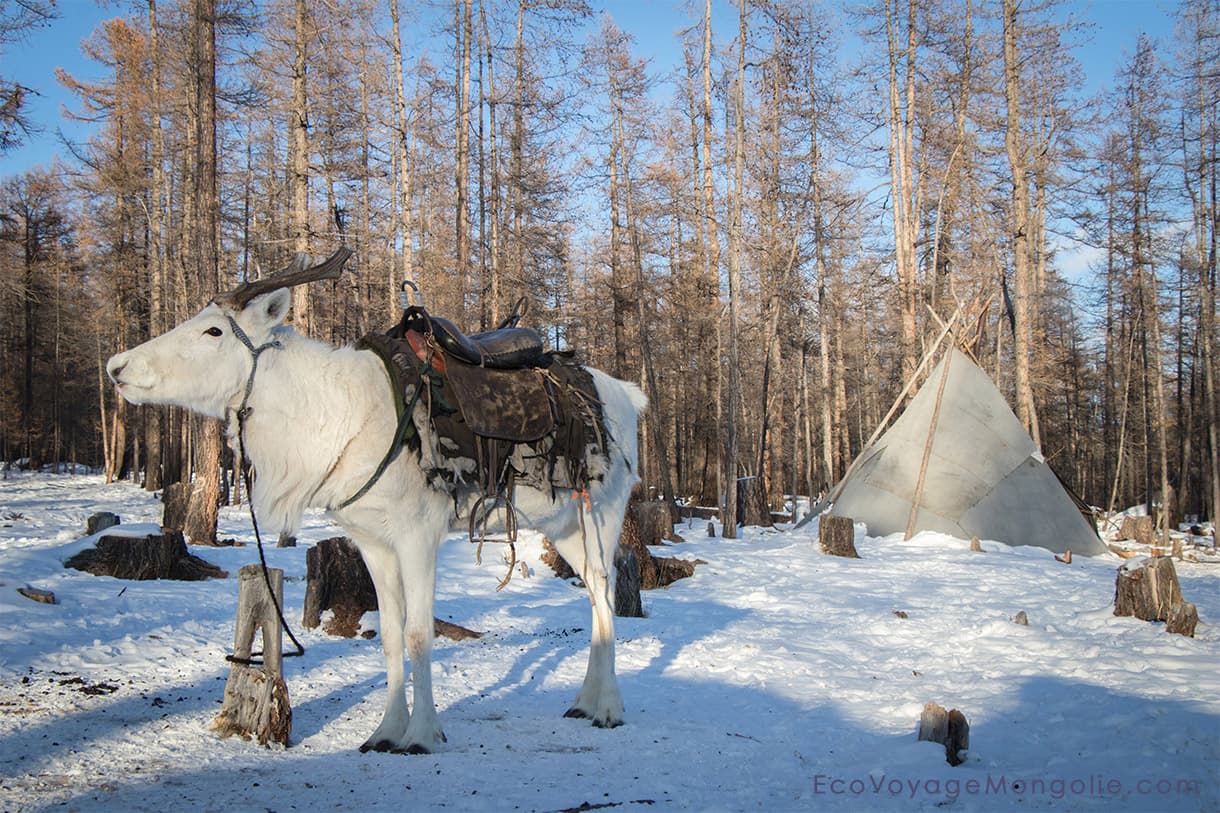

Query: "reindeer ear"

xmin=248 ymin=287 xmax=293 ymax=329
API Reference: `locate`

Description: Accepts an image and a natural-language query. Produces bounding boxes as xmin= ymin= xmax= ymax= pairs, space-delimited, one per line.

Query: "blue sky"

xmin=0 ymin=0 xmax=1180 ymax=177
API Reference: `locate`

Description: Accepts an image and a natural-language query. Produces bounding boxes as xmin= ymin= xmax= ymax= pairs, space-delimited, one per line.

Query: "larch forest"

xmin=0 ymin=0 xmax=1216 ymax=543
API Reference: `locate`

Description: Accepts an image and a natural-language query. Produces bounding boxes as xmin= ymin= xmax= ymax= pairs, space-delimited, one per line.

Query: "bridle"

xmin=225 ymin=314 xmax=282 ymax=421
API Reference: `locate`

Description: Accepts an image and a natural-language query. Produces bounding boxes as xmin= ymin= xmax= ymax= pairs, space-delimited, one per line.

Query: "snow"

xmin=1 ymin=472 xmax=1218 ymax=812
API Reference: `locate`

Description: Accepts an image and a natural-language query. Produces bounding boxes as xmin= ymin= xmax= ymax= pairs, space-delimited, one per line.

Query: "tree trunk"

xmin=183 ymin=0 xmax=222 ymax=547
xmin=886 ymin=0 xmax=920 ymax=385
xmin=722 ymin=0 xmax=747 ymax=539
xmin=454 ymin=0 xmax=472 ymax=315
xmin=289 ymin=0 xmax=311 ymax=332
xmin=1003 ymin=0 xmax=1041 ymax=447
xmin=700 ymin=0 xmax=723 ymax=508
xmin=390 ymin=0 xmax=415 ymax=308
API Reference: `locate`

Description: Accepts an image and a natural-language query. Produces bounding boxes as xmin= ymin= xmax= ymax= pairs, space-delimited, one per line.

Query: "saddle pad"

xmin=444 ymin=359 xmax=557 ymax=443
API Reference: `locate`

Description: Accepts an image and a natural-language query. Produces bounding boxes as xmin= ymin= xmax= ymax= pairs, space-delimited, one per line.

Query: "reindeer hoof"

xmin=564 ymin=706 xmax=591 ymax=720
xmin=359 ymin=739 xmax=396 ymax=754
xmin=592 ymin=716 xmax=624 ymax=729
xmin=394 ymin=742 xmax=433 ymax=755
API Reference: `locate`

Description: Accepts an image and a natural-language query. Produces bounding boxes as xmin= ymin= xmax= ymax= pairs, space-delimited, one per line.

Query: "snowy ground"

xmin=1 ymin=472 xmax=1217 ymax=812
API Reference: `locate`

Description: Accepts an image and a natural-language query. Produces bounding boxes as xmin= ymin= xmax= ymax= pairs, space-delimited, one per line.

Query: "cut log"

xmin=213 ymin=564 xmax=291 ymax=747
xmin=918 ymin=702 xmax=970 ymax=766
xmin=85 ymin=512 xmax=120 ymax=535
xmin=18 ymin=585 xmax=56 ymax=604
xmin=1117 ymin=515 xmax=1155 ymax=546
xmin=65 ymin=530 xmax=227 ymax=581
xmin=161 ymin=481 xmax=192 ymax=532
xmin=737 ymin=476 xmax=773 ymax=528
xmin=301 ymin=536 xmax=483 ymax=640
xmin=819 ymin=515 xmax=860 ymax=558
xmin=1114 ymin=556 xmax=1183 ymax=622
xmin=678 ymin=505 xmax=719 ymax=521
xmin=969 ymin=536 xmax=983 ymax=552
xmin=1166 ymin=601 xmax=1198 ymax=637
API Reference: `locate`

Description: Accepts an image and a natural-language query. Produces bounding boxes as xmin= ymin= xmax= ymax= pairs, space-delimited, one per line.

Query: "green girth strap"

xmin=337 ymin=338 xmax=430 ymax=510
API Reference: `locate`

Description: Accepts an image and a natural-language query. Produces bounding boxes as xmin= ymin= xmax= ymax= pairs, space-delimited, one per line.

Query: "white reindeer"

xmin=106 ymin=252 xmax=646 ymax=754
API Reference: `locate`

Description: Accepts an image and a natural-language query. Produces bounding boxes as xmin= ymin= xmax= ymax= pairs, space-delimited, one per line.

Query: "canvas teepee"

xmin=826 ymin=347 xmax=1106 ymax=556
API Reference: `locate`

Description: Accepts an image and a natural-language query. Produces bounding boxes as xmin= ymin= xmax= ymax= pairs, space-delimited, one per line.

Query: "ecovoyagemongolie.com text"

xmin=812 ymin=772 xmax=1209 ymax=805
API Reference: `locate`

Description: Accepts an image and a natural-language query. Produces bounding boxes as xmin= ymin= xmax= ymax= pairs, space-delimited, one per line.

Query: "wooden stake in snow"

xmin=213 ymin=564 xmax=292 ymax=747
xmin=918 ymin=702 xmax=970 ymax=766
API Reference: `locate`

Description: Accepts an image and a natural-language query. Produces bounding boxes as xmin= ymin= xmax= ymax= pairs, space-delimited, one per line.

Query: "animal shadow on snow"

xmin=9 ymin=659 xmax=1218 ymax=811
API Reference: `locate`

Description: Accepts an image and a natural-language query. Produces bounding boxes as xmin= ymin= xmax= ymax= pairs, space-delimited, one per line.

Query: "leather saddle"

xmin=386 ymin=301 xmax=558 ymax=443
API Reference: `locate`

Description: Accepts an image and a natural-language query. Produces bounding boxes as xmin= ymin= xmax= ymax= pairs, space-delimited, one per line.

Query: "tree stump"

xmin=86 ymin=512 xmax=120 ymax=535
xmin=630 ymin=500 xmax=676 ymax=544
xmin=162 ymin=481 xmax=192 ymax=532
xmin=213 ymin=565 xmax=292 ymax=747
xmin=302 ymin=537 xmax=378 ymax=637
xmin=819 ymin=515 xmax=860 ymax=558
xmin=1166 ymin=601 xmax=1198 ymax=637
xmin=541 ymin=537 xmax=577 ymax=580
xmin=65 ymin=530 xmax=227 ymax=581
xmin=618 ymin=509 xmax=702 ymax=592
xmin=737 ymin=476 xmax=773 ymax=528
xmin=1117 ymin=515 xmax=1155 ymax=547
xmin=301 ymin=537 xmax=482 ymax=640
xmin=1114 ymin=556 xmax=1182 ymax=622
xmin=918 ymin=702 xmax=969 ymax=766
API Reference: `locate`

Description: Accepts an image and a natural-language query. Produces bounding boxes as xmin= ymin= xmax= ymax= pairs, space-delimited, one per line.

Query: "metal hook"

xmin=400 ymin=279 xmax=424 ymax=311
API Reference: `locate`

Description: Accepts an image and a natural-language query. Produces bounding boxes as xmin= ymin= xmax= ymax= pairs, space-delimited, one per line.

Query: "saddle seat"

xmin=418 ymin=311 xmax=548 ymax=369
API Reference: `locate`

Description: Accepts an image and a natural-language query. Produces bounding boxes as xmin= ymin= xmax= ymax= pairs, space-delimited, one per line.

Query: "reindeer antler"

xmin=214 ymin=246 xmax=354 ymax=309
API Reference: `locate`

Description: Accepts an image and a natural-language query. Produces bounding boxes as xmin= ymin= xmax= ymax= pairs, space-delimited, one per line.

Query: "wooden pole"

xmin=818 ymin=306 xmax=961 ymax=511
xmin=905 ymin=346 xmax=955 ymax=540
xmin=213 ymin=564 xmax=292 ymax=746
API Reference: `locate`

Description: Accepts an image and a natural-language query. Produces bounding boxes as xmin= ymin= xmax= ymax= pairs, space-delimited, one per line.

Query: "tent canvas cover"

xmin=827 ymin=347 xmax=1107 ymax=556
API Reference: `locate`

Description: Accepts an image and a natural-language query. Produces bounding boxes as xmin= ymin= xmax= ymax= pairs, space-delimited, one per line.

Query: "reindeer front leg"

xmin=353 ymin=542 xmax=411 ymax=753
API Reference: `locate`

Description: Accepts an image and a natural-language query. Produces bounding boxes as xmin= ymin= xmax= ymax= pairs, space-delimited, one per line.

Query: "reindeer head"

xmin=106 ymin=248 xmax=352 ymax=419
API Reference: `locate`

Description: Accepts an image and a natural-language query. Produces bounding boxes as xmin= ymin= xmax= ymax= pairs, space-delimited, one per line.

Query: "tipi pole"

xmin=821 ymin=306 xmax=961 ymax=509
xmin=905 ymin=345 xmax=956 ymax=540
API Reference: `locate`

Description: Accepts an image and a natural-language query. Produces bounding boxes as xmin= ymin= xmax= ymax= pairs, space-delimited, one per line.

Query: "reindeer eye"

xmin=204 ymin=327 xmax=224 ymax=338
